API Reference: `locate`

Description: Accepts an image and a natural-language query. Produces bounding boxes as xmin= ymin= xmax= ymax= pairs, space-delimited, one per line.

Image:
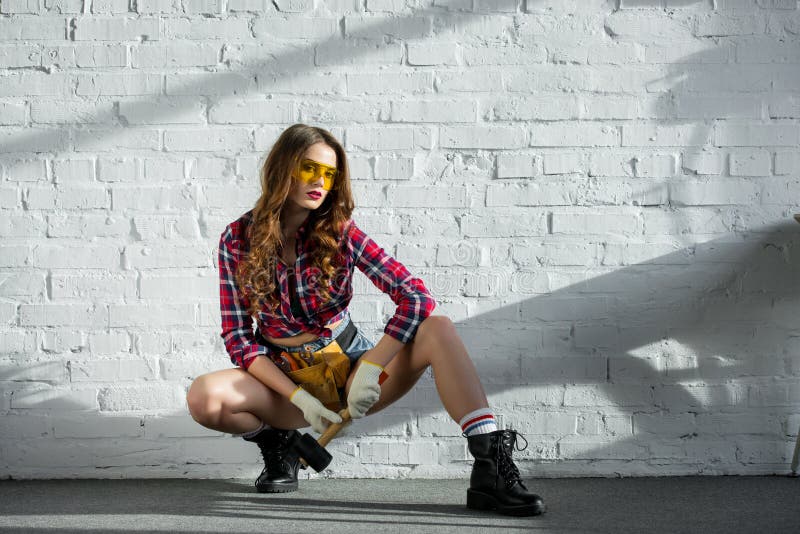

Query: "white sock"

xmin=236 ymin=421 xmax=269 ymax=440
xmin=459 ymin=407 xmax=498 ymax=437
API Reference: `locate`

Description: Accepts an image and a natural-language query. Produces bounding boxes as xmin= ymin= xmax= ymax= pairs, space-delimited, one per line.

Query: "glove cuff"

xmin=353 ymin=359 xmax=384 ymax=385
xmin=289 ymin=386 xmax=313 ymax=409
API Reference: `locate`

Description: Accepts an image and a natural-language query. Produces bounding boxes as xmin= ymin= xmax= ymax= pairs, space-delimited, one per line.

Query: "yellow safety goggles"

xmin=294 ymin=158 xmax=338 ymax=191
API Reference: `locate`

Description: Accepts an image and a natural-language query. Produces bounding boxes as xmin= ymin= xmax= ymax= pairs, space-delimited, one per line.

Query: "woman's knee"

xmin=186 ymin=375 xmax=222 ymax=426
xmin=418 ymin=315 xmax=457 ymax=344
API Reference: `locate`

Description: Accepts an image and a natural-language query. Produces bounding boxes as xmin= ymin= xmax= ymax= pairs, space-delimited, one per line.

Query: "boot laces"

xmin=496 ymin=429 xmax=528 ymax=489
xmin=255 ymin=430 xmax=293 ymax=472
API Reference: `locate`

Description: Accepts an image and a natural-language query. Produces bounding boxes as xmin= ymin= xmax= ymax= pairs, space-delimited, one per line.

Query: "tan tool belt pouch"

xmin=283 ymin=341 xmax=351 ymax=411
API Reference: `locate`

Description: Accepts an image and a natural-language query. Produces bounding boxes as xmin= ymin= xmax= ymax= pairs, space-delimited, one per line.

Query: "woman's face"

xmin=286 ymin=142 xmax=338 ymax=212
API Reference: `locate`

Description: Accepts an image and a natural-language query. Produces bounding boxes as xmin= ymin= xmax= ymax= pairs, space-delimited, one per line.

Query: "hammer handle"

xmin=318 ymin=409 xmax=352 ymax=447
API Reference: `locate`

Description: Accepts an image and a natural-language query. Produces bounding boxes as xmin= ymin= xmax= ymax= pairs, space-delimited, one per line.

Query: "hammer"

xmin=291 ymin=367 xmax=389 ymax=472
xmin=291 ymin=408 xmax=353 ymax=472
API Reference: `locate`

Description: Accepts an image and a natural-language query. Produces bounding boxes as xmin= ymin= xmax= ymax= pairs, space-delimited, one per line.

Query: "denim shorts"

xmin=265 ymin=312 xmax=375 ymax=365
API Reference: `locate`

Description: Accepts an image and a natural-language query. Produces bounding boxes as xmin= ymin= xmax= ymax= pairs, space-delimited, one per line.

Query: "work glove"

xmin=289 ymin=386 xmax=342 ymax=434
xmin=347 ymin=359 xmax=384 ymax=419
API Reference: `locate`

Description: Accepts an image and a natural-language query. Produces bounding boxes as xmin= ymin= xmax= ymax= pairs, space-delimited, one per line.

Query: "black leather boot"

xmin=243 ymin=427 xmax=303 ymax=493
xmin=466 ymin=429 xmax=546 ymax=516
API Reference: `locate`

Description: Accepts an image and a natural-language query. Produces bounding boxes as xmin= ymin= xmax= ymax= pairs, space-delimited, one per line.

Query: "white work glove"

xmin=289 ymin=387 xmax=342 ymax=434
xmin=347 ymin=360 xmax=384 ymax=419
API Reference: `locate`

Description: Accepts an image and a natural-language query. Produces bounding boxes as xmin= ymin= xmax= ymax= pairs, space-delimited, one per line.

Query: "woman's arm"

xmin=246 ymin=356 xmax=301 ymax=398
xmin=360 ymin=333 xmax=405 ymax=368
xmin=347 ymin=220 xmax=436 ymax=368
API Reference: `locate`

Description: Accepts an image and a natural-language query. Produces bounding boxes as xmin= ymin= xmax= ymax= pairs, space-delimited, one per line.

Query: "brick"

xmin=623 ymin=124 xmax=713 ymax=147
xmin=0 ymin=72 xmax=71 ymax=97
xmin=346 ymin=127 xmax=421 ymax=150
xmin=252 ymin=16 xmax=338 ymax=39
xmin=543 ymin=153 xmax=582 ymax=175
xmin=316 ymin=41 xmax=403 ymax=66
xmin=634 ymin=154 xmax=676 ymax=177
xmin=675 ymin=95 xmax=762 ymax=120
xmin=32 ymin=100 xmax=115 ymax=125
xmin=163 ymin=128 xmax=251 ymax=152
xmin=347 ymin=71 xmax=432 ymax=94
xmin=167 ymin=72 xmax=253 ymax=96
xmin=390 ymin=100 xmax=476 ymax=123
xmin=111 ymin=185 xmax=197 ymax=211
xmin=551 ymin=211 xmax=641 ymax=236
xmin=0 ymin=45 xmax=40 ymax=68
xmin=531 ymin=122 xmax=619 ymax=147
xmin=70 ymin=358 xmax=157 ymax=382
xmin=10 ymin=386 xmax=98 ymax=411
xmin=75 ymin=128 xmax=161 ymax=152
xmin=374 ymin=156 xmax=413 ymax=180
xmin=131 ymin=43 xmax=219 ymax=67
xmin=486 ymin=182 xmax=572 ymax=206
xmin=77 ymin=74 xmax=161 ymax=96
xmin=682 ymin=152 xmax=723 ymax=175
xmin=164 ymin=17 xmax=250 ymax=39
xmin=0 ymin=18 xmax=66 ymax=39
xmin=462 ymin=42 xmax=547 ymax=65
xmin=345 ymin=15 xmax=432 ymax=39
xmin=605 ymin=11 xmax=695 ymax=40
xmin=492 ymin=96 xmax=580 ymax=121
xmin=695 ymin=13 xmax=766 ymax=37
xmin=73 ymin=45 xmax=127 ymax=67
xmin=774 ymin=151 xmax=800 ymax=175
xmin=436 ymin=70 xmax=502 ymax=92
xmin=407 ymin=41 xmax=458 ymax=66
xmin=386 ymin=185 xmax=467 ymax=208
xmin=441 ymin=126 xmax=528 ymax=149
xmin=98 ymin=384 xmax=186 ymax=411
xmin=0 ymin=102 xmax=27 ymax=125
xmin=670 ymin=179 xmax=760 ymax=206
xmin=73 ymin=17 xmax=160 ymax=41
xmin=496 ymin=153 xmax=540 ymax=178
xmin=299 ymin=101 xmax=377 ymax=124
xmin=0 ymin=214 xmax=48 ymax=238
xmin=715 ymin=123 xmax=799 ymax=147
xmin=730 ymin=151 xmax=771 ymax=176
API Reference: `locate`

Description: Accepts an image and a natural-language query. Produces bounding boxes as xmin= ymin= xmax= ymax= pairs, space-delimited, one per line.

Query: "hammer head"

xmin=292 ymin=432 xmax=333 ymax=472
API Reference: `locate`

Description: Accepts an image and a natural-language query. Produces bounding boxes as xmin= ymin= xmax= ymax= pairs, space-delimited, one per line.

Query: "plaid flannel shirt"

xmin=218 ymin=210 xmax=436 ymax=370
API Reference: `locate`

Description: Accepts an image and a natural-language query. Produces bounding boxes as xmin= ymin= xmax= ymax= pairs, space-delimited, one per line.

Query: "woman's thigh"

xmin=344 ymin=334 xmax=427 ymax=416
xmin=186 ymin=367 xmax=307 ymax=430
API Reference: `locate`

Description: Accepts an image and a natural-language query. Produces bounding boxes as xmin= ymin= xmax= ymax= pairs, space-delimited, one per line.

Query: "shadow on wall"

xmin=453 ymin=223 xmax=800 ymax=472
xmin=1 ymin=1 xmax=799 ymax=475
xmin=0 ymin=4 xmax=507 ymax=154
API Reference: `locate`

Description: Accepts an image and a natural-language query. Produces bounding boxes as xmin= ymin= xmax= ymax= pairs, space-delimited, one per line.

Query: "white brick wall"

xmin=1 ymin=1 xmax=799 ymax=480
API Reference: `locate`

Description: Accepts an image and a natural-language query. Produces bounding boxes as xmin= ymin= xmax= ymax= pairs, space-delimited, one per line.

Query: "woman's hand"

xmin=346 ymin=359 xmax=384 ymax=418
xmin=289 ymin=387 xmax=342 ymax=434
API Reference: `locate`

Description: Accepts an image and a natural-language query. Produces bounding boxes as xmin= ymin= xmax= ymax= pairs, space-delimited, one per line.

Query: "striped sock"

xmin=459 ymin=407 xmax=498 ymax=437
xmin=237 ymin=421 xmax=269 ymax=440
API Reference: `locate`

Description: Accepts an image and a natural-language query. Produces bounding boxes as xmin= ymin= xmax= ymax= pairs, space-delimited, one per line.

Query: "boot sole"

xmin=256 ymin=482 xmax=299 ymax=493
xmin=466 ymin=489 xmax=546 ymax=517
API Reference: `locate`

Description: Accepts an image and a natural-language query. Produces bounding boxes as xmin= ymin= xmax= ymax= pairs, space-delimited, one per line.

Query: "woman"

xmin=186 ymin=124 xmax=545 ymax=517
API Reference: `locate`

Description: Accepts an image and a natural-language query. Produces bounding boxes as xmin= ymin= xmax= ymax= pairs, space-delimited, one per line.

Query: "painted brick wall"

xmin=1 ymin=0 xmax=799 ymax=479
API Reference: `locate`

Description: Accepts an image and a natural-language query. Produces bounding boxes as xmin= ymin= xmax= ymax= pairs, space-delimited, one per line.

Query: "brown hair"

xmin=235 ymin=124 xmax=355 ymax=317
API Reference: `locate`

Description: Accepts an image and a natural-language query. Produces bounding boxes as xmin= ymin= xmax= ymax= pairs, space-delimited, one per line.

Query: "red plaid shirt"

xmin=218 ymin=210 xmax=437 ymax=370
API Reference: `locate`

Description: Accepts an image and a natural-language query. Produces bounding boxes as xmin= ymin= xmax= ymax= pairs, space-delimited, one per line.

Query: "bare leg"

xmin=186 ymin=368 xmax=307 ymax=433
xmin=347 ymin=315 xmax=489 ymax=423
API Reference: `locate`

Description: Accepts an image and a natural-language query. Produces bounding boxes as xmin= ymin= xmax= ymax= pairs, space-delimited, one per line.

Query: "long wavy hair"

xmin=235 ymin=124 xmax=355 ymax=318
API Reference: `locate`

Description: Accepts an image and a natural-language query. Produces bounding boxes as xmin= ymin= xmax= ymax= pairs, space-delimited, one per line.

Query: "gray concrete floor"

xmin=0 ymin=476 xmax=798 ymax=533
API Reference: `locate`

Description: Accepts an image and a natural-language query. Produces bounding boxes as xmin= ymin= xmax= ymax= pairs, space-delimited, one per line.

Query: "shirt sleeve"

xmin=348 ymin=220 xmax=436 ymax=344
xmin=218 ymin=227 xmax=272 ymax=370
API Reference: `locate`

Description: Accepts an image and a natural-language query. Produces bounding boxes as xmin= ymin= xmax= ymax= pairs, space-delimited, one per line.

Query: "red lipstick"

xmin=307 ymin=191 xmax=322 ymax=199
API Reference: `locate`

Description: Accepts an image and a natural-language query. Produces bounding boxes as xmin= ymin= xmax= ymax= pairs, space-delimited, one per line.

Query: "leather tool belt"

xmin=259 ymin=320 xmax=358 ymax=411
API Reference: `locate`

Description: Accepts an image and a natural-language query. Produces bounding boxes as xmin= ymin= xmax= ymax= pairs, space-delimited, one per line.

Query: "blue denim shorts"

xmin=266 ymin=312 xmax=375 ymax=365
